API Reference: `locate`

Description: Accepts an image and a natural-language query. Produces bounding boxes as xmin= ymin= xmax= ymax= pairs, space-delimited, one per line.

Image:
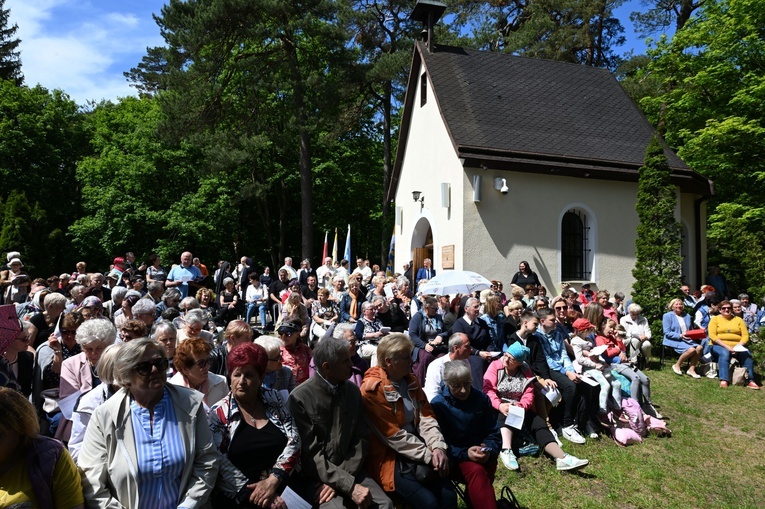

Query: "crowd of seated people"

xmin=0 ymin=250 xmax=762 ymax=508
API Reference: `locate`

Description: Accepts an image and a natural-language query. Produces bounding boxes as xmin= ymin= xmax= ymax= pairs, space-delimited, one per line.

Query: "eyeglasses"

xmin=720 ymin=307 xmax=732 ymax=311
xmin=279 ymin=329 xmax=298 ymax=336
xmin=193 ymin=357 xmax=211 ymax=369
xmin=448 ymin=382 xmax=472 ymax=390
xmin=61 ymin=329 xmax=77 ymax=336
xmin=134 ymin=357 xmax=169 ymax=376
xmin=554 ymin=305 xmax=568 ymax=310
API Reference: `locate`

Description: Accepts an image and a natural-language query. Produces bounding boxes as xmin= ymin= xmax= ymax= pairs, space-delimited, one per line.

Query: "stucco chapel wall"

xmin=394 ymin=69 xmax=465 ymax=274
xmin=462 ymin=170 xmax=642 ymax=298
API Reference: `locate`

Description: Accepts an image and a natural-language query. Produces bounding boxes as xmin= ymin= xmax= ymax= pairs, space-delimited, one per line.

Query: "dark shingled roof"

xmin=388 ymin=42 xmax=714 ymax=200
xmin=422 ymin=44 xmax=688 ymax=169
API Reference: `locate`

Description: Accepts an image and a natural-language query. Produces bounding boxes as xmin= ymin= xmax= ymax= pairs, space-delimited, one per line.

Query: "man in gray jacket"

xmin=289 ymin=336 xmax=392 ymax=509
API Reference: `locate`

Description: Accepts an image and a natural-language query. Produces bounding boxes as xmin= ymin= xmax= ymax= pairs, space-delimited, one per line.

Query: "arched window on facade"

xmin=561 ymin=209 xmax=592 ymax=280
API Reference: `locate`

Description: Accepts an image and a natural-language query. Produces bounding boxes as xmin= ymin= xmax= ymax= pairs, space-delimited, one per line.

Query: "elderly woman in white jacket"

xmin=79 ymin=338 xmax=219 ymax=508
xmin=619 ymin=303 xmax=652 ymax=366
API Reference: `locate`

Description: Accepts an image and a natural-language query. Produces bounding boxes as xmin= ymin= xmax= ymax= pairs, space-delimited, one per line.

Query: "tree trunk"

xmin=282 ymin=34 xmax=314 ymax=262
xmin=676 ymin=0 xmax=695 ymax=30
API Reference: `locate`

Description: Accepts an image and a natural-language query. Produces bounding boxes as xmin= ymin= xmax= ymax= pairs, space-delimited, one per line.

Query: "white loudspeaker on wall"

xmin=473 ymin=174 xmax=482 ymax=203
xmin=441 ymin=183 xmax=450 ymax=208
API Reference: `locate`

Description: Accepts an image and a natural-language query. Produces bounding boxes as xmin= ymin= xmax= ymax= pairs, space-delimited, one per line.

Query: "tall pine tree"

xmin=0 ymin=0 xmax=22 ymax=85
xmin=632 ymin=136 xmax=683 ymax=340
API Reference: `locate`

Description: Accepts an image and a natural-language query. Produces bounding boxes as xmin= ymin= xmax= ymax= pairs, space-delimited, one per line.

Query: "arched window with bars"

xmin=561 ymin=208 xmax=592 ymax=281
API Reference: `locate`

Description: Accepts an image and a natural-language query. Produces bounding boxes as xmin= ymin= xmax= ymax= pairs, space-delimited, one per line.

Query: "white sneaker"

xmin=556 ymin=454 xmax=589 ymax=471
xmin=499 ymin=448 xmax=519 ymax=471
xmin=550 ymin=428 xmax=562 ymax=447
xmin=562 ymin=425 xmax=586 ymax=444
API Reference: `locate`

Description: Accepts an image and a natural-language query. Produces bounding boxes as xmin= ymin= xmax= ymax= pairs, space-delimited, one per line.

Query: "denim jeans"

xmin=246 ymin=302 xmax=268 ymax=325
xmin=712 ymin=345 xmax=755 ymax=382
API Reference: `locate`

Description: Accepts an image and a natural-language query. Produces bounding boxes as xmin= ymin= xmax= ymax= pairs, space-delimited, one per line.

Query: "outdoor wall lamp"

xmin=412 ymin=191 xmax=424 ymax=204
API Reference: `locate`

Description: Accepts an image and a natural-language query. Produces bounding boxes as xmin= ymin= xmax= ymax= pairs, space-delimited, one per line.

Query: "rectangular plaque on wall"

xmin=442 ymin=245 xmax=454 ymax=269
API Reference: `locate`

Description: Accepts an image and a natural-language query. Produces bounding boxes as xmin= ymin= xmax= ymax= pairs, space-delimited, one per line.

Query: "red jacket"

xmin=595 ymin=333 xmax=626 ymax=360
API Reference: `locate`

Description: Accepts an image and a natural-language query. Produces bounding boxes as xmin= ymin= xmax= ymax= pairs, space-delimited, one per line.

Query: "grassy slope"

xmin=491 ymin=367 xmax=765 ymax=509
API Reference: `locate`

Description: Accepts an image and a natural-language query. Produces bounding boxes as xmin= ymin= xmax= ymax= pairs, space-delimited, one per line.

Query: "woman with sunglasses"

xmin=208 ymin=343 xmax=302 ymax=508
xmin=169 ymin=337 xmax=229 ymax=407
xmin=79 ymin=338 xmax=219 ymax=508
xmin=278 ymin=320 xmax=312 ymax=385
xmin=708 ymin=300 xmax=760 ymax=389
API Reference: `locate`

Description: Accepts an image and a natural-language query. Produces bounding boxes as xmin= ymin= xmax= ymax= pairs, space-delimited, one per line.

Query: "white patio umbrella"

xmin=416 ymin=270 xmax=492 ymax=296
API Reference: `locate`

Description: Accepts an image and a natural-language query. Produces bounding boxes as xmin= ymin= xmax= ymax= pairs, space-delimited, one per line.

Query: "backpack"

xmin=599 ymin=410 xmax=642 ymax=446
xmin=620 ymin=397 xmax=646 ymax=437
xmin=644 ymin=415 xmax=671 ymax=438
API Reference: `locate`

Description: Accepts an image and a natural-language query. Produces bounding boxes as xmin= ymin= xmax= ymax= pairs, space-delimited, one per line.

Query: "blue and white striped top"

xmin=130 ymin=388 xmax=186 ymax=509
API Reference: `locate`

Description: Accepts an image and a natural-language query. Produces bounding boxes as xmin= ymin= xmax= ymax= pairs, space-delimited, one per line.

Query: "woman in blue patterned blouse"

xmin=78 ymin=338 xmax=219 ymax=509
xmin=208 ymin=342 xmax=302 ymax=509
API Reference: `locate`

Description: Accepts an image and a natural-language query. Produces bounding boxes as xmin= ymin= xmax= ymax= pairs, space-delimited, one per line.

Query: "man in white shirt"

xmin=423 ymin=332 xmax=472 ymax=401
xmin=279 ymin=257 xmax=298 ymax=279
xmin=316 ymin=257 xmax=336 ymax=289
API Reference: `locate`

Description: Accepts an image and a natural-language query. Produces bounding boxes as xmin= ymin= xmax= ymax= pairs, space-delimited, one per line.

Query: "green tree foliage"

xmin=0 ymin=80 xmax=88 ymax=269
xmin=0 ymin=0 xmax=22 ymax=85
xmin=632 ymin=136 xmax=683 ymax=340
xmin=70 ymin=96 xmax=202 ymax=266
xmin=0 ymin=190 xmax=58 ymax=275
xmin=0 ymin=81 xmax=87 ymax=228
xmin=642 ymin=0 xmax=765 ymax=296
xmin=448 ymin=0 xmax=625 ymax=69
xmin=127 ymin=0 xmax=363 ymax=263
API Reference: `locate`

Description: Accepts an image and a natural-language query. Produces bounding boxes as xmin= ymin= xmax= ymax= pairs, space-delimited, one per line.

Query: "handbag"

xmin=496 ymin=486 xmax=521 ymax=509
xmin=40 ymin=388 xmax=60 ymax=414
xmin=398 ymin=455 xmax=439 ymax=483
xmin=731 ymin=365 xmax=748 ymax=386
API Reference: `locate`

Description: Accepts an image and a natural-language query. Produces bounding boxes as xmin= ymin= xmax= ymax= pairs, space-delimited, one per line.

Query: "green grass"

xmin=489 ymin=365 xmax=765 ymax=509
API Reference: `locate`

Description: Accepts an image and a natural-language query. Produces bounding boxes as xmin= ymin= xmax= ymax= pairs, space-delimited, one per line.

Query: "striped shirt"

xmin=130 ymin=388 xmax=186 ymax=509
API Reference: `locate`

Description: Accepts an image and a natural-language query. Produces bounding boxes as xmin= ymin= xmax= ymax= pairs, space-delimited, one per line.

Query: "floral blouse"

xmin=208 ymin=388 xmax=301 ymax=495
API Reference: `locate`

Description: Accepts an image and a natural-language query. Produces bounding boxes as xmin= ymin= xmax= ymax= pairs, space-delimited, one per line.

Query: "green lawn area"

xmin=491 ymin=364 xmax=765 ymax=509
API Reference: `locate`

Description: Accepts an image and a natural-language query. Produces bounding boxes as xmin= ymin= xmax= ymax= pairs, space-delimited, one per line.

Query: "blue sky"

xmin=7 ymin=0 xmax=659 ymax=105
